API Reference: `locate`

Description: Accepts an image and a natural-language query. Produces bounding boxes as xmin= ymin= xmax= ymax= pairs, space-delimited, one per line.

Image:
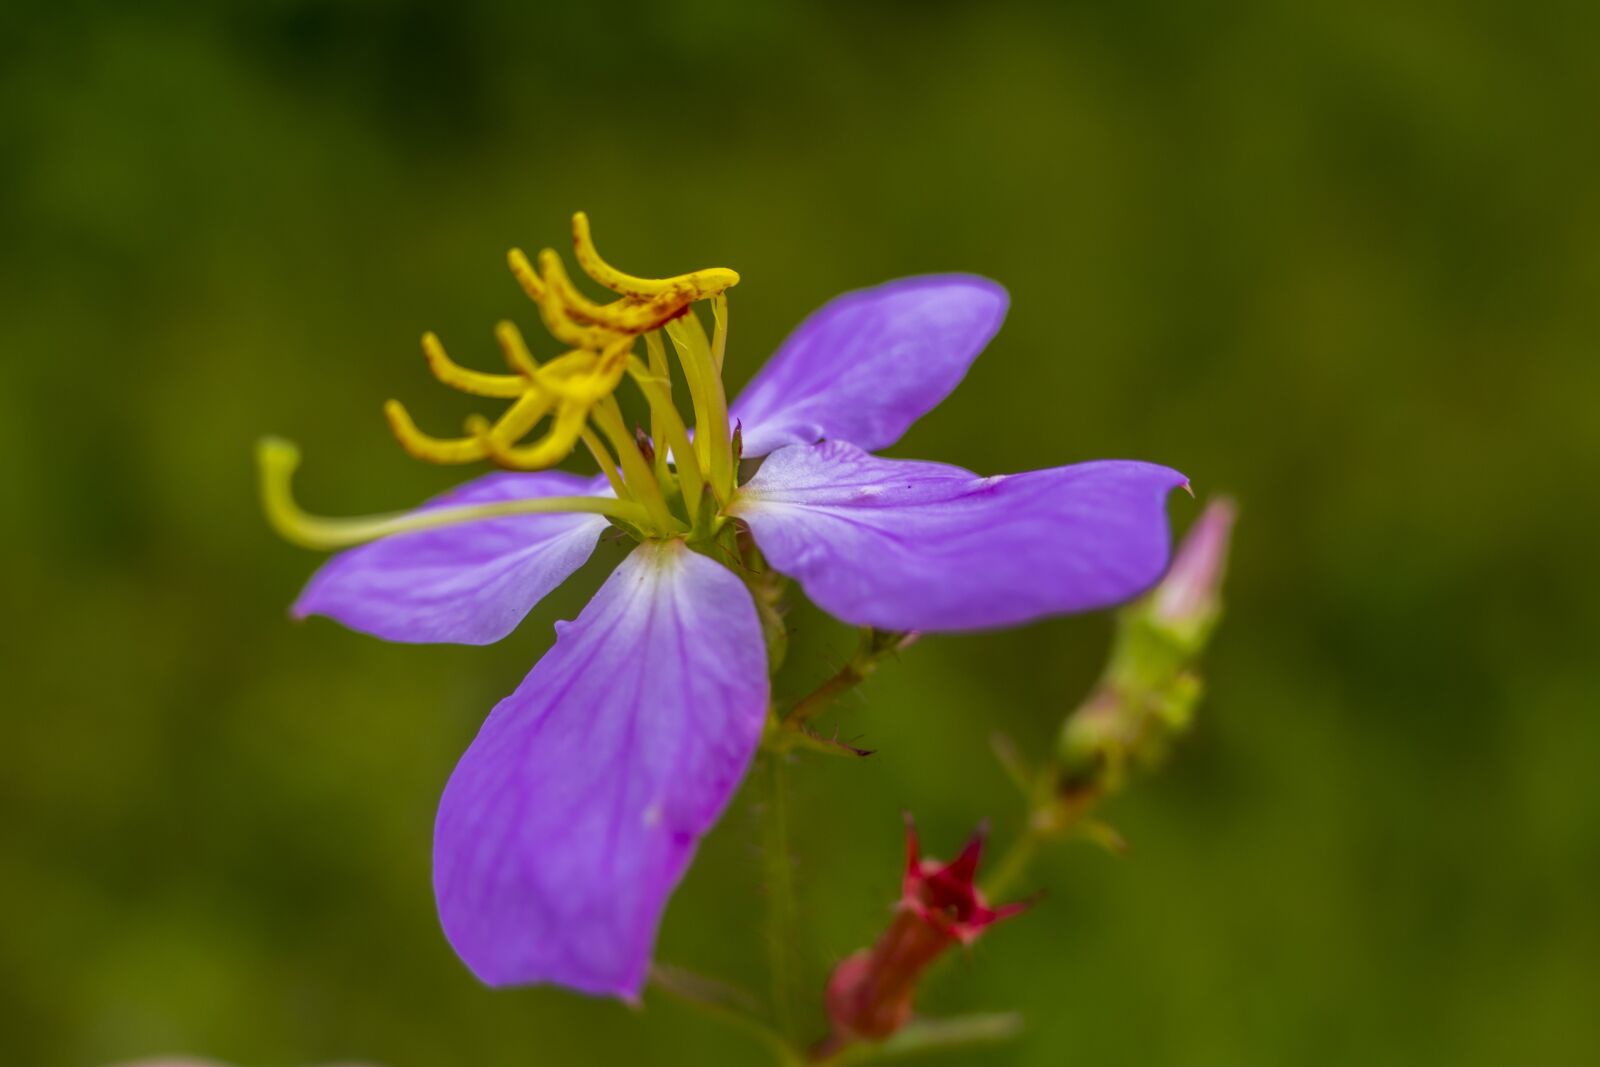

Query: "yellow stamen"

xmin=385 ymin=387 xmax=557 ymax=466
xmin=484 ymin=388 xmax=562 ymax=442
xmin=493 ymin=319 xmax=544 ymax=378
xmin=268 ymin=216 xmax=743 ymax=548
xmin=472 ymin=402 xmax=590 ymax=470
xmin=538 ymin=249 xmax=697 ymax=334
xmin=663 ymin=320 xmax=713 ymax=472
xmin=589 ymin=396 xmax=682 ymax=534
xmin=580 ymin=426 xmax=630 ymax=500
xmin=643 ymin=330 xmax=674 ymax=487
xmin=665 ymin=310 xmax=734 ymax=500
xmin=257 ymin=437 xmax=645 ymax=551
xmin=510 ymin=247 xmax=620 ymax=349
xmin=572 ymin=211 xmax=740 ymax=299
xmin=421 ymin=332 xmax=527 ymax=398
xmin=625 ymin=354 xmax=704 ymax=517
xmin=384 ymin=399 xmax=489 ymax=465
xmin=710 ymin=293 xmax=729 ymax=375
xmin=491 ymin=322 xmax=611 ymax=401
xmin=506 ymin=246 xmax=547 ymax=303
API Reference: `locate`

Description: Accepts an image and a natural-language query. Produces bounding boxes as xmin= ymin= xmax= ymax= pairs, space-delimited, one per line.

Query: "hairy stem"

xmin=761 ymin=750 xmax=800 ymax=1044
xmin=650 ymin=964 xmax=802 ymax=1066
xmin=784 ymin=629 xmax=914 ymax=730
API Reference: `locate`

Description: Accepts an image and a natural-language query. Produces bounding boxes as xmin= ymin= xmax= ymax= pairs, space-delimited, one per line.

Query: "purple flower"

xmin=262 ymin=219 xmax=1185 ymax=998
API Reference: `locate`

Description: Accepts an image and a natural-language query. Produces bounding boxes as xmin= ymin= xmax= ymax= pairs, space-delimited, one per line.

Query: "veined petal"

xmin=731 ymin=442 xmax=1187 ymax=632
xmin=433 ymin=541 xmax=768 ymax=996
xmin=729 ymin=275 xmax=1008 ymax=457
xmin=293 ymin=471 xmax=609 ymax=645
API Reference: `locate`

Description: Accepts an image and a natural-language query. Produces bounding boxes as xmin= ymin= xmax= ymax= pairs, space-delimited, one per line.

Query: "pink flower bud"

xmin=1153 ymin=497 xmax=1235 ymax=632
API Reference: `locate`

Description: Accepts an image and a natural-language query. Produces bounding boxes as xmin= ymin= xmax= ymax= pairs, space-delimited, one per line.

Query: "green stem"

xmin=981 ymin=822 xmax=1044 ymax=901
xmin=821 ymin=1013 xmax=1025 ymax=1065
xmin=761 ymin=750 xmax=799 ymax=1044
xmin=650 ymin=964 xmax=803 ymax=1066
xmin=785 ymin=666 xmax=867 ymax=729
xmin=784 ymin=629 xmax=912 ymax=730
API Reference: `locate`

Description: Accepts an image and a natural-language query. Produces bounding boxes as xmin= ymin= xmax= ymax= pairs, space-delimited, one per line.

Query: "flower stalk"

xmin=783 ymin=630 xmax=918 ymax=732
xmin=989 ymin=498 xmax=1236 ymax=895
xmin=761 ymin=751 xmax=801 ymax=1043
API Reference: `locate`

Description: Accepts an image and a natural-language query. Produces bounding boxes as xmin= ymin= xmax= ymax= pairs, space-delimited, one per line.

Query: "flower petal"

xmin=732 ymin=442 xmax=1187 ymax=632
xmin=293 ymin=471 xmax=609 ymax=645
xmin=433 ymin=541 xmax=768 ymax=996
xmin=729 ymin=275 xmax=1008 ymax=457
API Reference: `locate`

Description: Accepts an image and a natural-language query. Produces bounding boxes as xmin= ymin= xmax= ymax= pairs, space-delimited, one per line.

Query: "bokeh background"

xmin=4 ymin=1 xmax=1597 ymax=1064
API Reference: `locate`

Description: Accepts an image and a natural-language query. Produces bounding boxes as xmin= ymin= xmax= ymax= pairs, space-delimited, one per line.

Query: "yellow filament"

xmin=664 ymin=320 xmax=713 ymax=471
xmin=343 ymin=216 xmax=741 ymax=531
xmin=572 ymin=212 xmax=740 ymax=299
xmin=472 ymin=402 xmax=590 ymax=470
xmin=491 ymin=322 xmax=610 ymax=400
xmin=710 ymin=293 xmax=729 ymax=375
xmin=510 ymin=247 xmax=619 ymax=349
xmin=257 ymin=437 xmax=645 ymax=551
xmin=549 ymin=335 xmax=634 ymax=406
xmin=665 ymin=310 xmax=733 ymax=500
xmin=385 ymin=386 xmax=557 ymax=466
xmin=643 ymin=330 xmax=673 ymax=486
xmin=491 ymin=389 xmax=562 ymax=442
xmin=625 ymin=354 xmax=704 ymax=517
xmin=589 ymin=397 xmax=681 ymax=534
xmin=506 ymin=247 xmax=547 ymax=303
xmin=493 ymin=319 xmax=543 ymax=378
xmin=421 ymin=332 xmax=527 ymax=398
xmin=538 ymin=249 xmax=695 ymax=334
xmin=385 ymin=399 xmax=489 ymax=465
xmin=580 ymin=426 xmax=629 ymax=500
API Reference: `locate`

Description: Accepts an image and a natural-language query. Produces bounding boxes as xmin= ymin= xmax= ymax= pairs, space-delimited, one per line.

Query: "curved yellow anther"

xmin=473 ymin=402 xmax=590 ymax=470
xmin=421 ymin=331 xmax=527 ymax=398
xmin=507 ymin=247 xmax=546 ymax=303
xmin=576 ymin=335 xmax=636 ymax=401
xmin=365 ymin=219 xmax=735 ymax=529
xmin=492 ymin=321 xmax=622 ymax=404
xmin=484 ymin=388 xmax=559 ymax=444
xmin=512 ymin=246 xmax=615 ymax=348
xmin=572 ymin=211 xmax=740 ymax=299
xmin=539 ymin=249 xmax=698 ymax=334
xmin=384 ymin=399 xmax=489 ymax=465
xmin=384 ymin=388 xmax=556 ymax=466
xmin=493 ymin=319 xmax=544 ymax=378
xmin=515 ymin=251 xmax=622 ymax=349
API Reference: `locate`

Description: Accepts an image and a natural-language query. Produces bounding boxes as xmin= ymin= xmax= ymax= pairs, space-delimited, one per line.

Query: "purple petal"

xmin=293 ymin=471 xmax=609 ymax=645
xmin=729 ymin=275 xmax=1008 ymax=457
xmin=732 ymin=442 xmax=1187 ymax=632
xmin=433 ymin=541 xmax=768 ymax=996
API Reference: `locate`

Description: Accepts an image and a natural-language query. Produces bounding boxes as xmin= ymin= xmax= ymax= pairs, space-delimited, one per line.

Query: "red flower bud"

xmin=821 ymin=818 xmax=1026 ymax=1049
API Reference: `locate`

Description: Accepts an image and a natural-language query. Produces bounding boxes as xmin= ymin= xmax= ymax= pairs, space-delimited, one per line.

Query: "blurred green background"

xmin=4 ymin=1 xmax=1597 ymax=1064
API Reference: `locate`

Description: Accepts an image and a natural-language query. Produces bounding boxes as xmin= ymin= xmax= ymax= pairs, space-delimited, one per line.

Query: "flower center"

xmin=260 ymin=215 xmax=742 ymax=549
